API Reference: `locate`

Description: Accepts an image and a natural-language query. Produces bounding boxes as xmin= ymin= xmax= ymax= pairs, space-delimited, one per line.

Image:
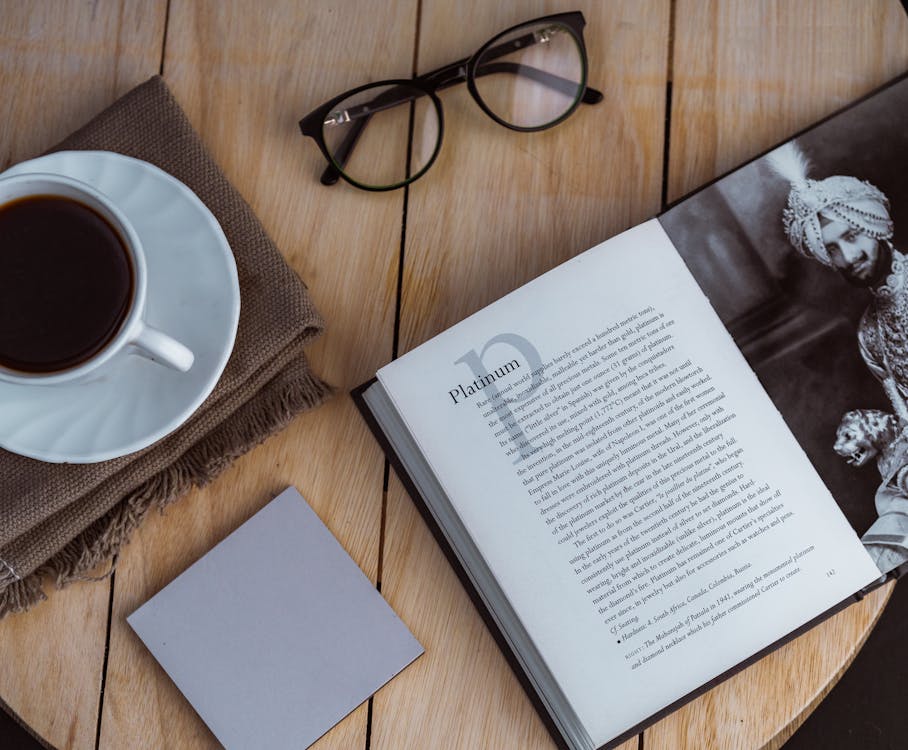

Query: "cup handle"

xmin=131 ymin=321 xmax=195 ymax=372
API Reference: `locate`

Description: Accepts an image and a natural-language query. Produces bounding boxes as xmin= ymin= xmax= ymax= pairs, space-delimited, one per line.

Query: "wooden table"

xmin=0 ymin=2 xmax=906 ymax=749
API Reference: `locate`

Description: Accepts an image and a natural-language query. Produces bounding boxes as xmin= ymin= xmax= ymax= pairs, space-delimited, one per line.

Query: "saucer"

xmin=0 ymin=151 xmax=240 ymax=463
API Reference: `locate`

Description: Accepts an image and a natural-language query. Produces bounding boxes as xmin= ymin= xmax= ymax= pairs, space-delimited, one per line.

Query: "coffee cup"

xmin=0 ymin=172 xmax=194 ymax=385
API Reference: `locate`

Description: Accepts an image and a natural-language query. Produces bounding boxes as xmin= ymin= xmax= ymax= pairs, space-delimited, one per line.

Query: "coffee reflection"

xmin=0 ymin=195 xmax=133 ymax=373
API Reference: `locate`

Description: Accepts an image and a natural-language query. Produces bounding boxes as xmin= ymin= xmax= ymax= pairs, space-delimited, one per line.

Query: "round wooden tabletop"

xmin=0 ymin=2 xmax=905 ymax=749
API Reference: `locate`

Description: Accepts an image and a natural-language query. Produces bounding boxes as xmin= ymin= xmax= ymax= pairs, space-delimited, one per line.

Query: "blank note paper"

xmin=128 ymin=487 xmax=423 ymax=749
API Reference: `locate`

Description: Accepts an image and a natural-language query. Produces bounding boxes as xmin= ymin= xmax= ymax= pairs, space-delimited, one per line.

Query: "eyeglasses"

xmin=298 ymin=11 xmax=603 ymax=191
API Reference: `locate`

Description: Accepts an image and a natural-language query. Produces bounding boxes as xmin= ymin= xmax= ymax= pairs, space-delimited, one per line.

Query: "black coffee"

xmin=0 ymin=195 xmax=133 ymax=373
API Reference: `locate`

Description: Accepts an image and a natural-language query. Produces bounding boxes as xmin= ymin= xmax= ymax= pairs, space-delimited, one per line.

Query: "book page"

xmin=377 ymin=219 xmax=881 ymax=746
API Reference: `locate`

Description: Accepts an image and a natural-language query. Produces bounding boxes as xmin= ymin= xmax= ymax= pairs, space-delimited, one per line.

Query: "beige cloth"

xmin=0 ymin=76 xmax=331 ymax=616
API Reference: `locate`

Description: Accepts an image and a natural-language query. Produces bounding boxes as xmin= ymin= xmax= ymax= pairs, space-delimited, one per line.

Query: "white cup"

xmin=0 ymin=172 xmax=194 ymax=385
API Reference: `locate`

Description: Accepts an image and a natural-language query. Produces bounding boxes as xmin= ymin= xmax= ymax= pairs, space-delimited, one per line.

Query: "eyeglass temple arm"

xmin=320 ymin=39 xmax=603 ymax=185
xmin=442 ymin=29 xmax=603 ymax=101
xmin=443 ymin=61 xmax=603 ymax=103
xmin=424 ymin=52 xmax=602 ymax=103
xmin=325 ymin=62 xmax=599 ymax=123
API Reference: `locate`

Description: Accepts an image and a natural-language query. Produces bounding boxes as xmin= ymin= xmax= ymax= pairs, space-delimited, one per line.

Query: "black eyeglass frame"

xmin=298 ymin=11 xmax=603 ymax=191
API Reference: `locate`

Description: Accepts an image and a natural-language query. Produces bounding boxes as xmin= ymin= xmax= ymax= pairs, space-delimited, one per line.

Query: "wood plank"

xmin=0 ymin=3 xmax=167 ymax=748
xmin=3 ymin=2 xmax=903 ymax=749
xmin=646 ymin=1 xmax=908 ymax=748
xmin=647 ymin=584 xmax=891 ymax=750
xmin=667 ymin=0 xmax=908 ymax=202
xmin=374 ymin=3 xmax=670 ymax=748
xmin=0 ymin=1 xmax=167 ymax=171
xmin=97 ymin=1 xmax=416 ymax=747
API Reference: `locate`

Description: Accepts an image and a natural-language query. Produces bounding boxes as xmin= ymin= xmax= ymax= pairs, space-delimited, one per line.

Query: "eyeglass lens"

xmin=322 ymin=83 xmax=441 ymax=190
xmin=474 ymin=20 xmax=585 ymax=129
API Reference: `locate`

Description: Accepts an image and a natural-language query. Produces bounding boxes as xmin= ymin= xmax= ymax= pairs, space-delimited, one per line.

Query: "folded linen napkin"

xmin=0 ymin=76 xmax=331 ymax=616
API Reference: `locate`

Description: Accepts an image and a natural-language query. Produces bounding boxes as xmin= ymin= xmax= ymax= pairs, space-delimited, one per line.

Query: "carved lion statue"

xmin=836 ymin=409 xmax=908 ymax=573
xmin=833 ymin=409 xmax=899 ymax=470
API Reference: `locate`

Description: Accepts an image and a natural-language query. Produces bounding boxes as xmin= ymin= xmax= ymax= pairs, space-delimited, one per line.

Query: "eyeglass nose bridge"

xmin=422 ymin=60 xmax=471 ymax=91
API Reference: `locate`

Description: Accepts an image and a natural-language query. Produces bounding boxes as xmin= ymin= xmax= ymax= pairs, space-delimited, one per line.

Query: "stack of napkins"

xmin=129 ymin=487 xmax=423 ymax=748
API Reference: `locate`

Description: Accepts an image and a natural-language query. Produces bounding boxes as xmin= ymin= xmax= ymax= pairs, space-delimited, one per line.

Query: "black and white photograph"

xmin=660 ymin=73 xmax=908 ymax=575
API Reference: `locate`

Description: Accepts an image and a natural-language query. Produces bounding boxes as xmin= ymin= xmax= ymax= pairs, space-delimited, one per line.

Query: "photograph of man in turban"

xmin=655 ymin=76 xmax=908 ymax=577
xmin=769 ymin=141 xmax=908 ymax=572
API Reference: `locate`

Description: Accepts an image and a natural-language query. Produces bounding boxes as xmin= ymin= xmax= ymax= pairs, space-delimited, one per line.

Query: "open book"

xmin=354 ymin=72 xmax=908 ymax=750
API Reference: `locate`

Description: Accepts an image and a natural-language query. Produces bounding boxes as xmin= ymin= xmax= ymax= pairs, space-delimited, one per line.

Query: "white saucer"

xmin=0 ymin=151 xmax=240 ymax=463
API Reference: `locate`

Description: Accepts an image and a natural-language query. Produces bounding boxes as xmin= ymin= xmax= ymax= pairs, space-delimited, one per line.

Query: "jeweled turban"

xmin=766 ymin=142 xmax=894 ymax=266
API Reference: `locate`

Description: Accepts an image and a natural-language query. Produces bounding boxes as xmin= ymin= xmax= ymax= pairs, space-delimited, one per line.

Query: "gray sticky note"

xmin=128 ymin=486 xmax=423 ymax=749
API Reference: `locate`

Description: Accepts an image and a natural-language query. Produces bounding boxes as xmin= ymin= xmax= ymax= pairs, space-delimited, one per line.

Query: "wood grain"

xmin=373 ymin=3 xmax=669 ymax=749
xmin=0 ymin=3 xmax=166 ymax=749
xmin=642 ymin=586 xmax=893 ymax=750
xmin=667 ymin=0 xmax=908 ymax=202
xmin=1 ymin=2 xmax=906 ymax=749
xmin=96 ymin=1 xmax=416 ymax=747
